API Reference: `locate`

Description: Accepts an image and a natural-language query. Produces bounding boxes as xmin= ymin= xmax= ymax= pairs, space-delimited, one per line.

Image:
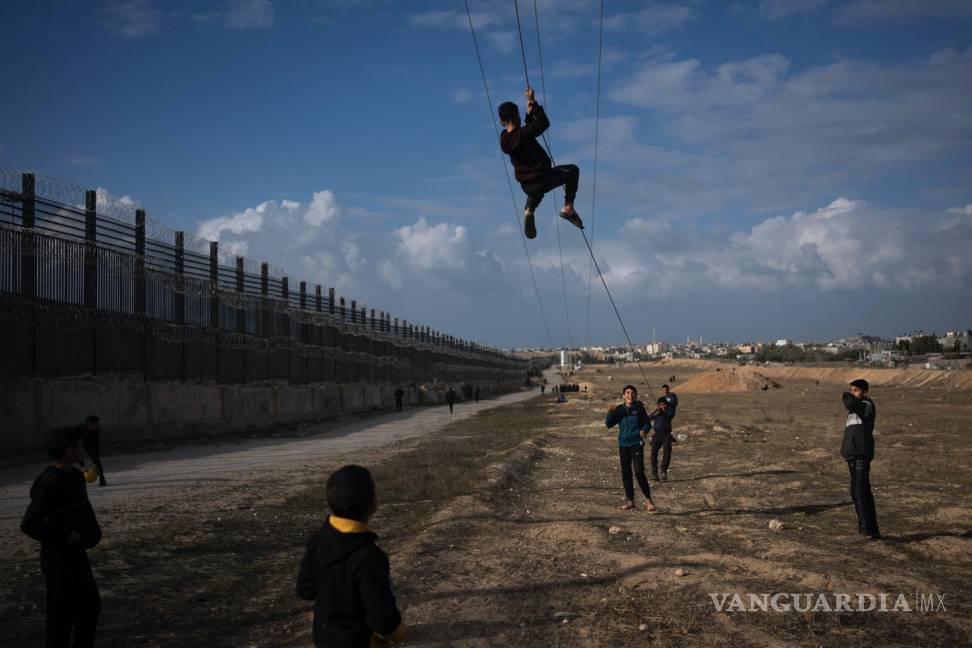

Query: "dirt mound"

xmin=676 ymin=368 xmax=781 ymax=393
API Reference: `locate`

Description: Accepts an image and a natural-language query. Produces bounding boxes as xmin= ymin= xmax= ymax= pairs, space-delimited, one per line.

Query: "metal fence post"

xmin=210 ymin=241 xmax=220 ymax=382
xmin=85 ymin=190 xmax=97 ymax=375
xmin=260 ymin=262 xmax=269 ymax=337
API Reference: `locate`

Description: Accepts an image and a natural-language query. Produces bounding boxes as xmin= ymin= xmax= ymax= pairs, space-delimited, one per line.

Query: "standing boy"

xmin=661 ymin=384 xmax=678 ymax=418
xmin=605 ymin=385 xmax=657 ymax=512
xmin=841 ymin=379 xmax=881 ymax=540
xmin=648 ymin=398 xmax=675 ymax=482
xmin=394 ymin=387 xmax=404 ymax=412
xmin=446 ymin=387 xmax=457 ymax=414
xmin=21 ymin=427 xmax=103 ymax=648
xmin=498 ymin=88 xmax=584 ymax=239
xmin=297 ymin=465 xmax=405 ymax=647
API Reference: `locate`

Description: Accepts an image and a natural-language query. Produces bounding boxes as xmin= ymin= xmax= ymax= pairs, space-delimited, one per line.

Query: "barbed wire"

xmin=0 ymin=168 xmax=515 ymax=360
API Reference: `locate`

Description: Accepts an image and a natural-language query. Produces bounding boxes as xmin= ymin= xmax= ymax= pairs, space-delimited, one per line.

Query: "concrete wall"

xmin=0 ymin=378 xmax=524 ymax=451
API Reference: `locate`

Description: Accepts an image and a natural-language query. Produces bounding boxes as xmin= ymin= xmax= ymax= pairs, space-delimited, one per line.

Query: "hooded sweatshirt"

xmin=499 ymin=103 xmax=552 ymax=184
xmin=21 ymin=465 xmax=101 ymax=562
xmin=648 ymin=407 xmax=674 ymax=440
xmin=605 ymin=400 xmax=651 ymax=447
xmin=840 ymin=392 xmax=876 ymax=460
xmin=297 ymin=516 xmax=402 ymax=648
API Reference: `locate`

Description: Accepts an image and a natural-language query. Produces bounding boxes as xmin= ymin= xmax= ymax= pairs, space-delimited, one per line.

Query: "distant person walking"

xmin=474 ymin=387 xmax=481 ymax=403
xmin=541 ymin=384 xmax=546 ymax=394
xmin=841 ymin=379 xmax=881 ymax=540
xmin=604 ymin=385 xmax=657 ymax=512
xmin=446 ymin=388 xmax=457 ymax=414
xmin=80 ymin=415 xmax=107 ymax=487
xmin=394 ymin=387 xmax=405 ymax=412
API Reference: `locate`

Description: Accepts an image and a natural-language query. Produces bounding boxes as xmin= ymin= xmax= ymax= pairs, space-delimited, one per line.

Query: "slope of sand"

xmin=675 ymin=367 xmax=781 ymax=393
xmin=659 ymin=358 xmax=972 ymax=390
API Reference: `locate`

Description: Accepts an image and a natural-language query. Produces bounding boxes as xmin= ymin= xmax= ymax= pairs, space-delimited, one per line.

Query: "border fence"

xmin=0 ymin=168 xmax=527 ymax=385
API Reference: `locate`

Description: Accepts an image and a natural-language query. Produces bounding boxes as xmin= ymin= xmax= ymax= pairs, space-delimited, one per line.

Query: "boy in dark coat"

xmin=394 ymin=387 xmax=404 ymax=412
xmin=297 ymin=465 xmax=405 ymax=648
xmin=841 ymin=379 xmax=880 ymax=540
xmin=605 ymin=385 xmax=657 ymax=512
xmin=21 ymin=426 xmax=103 ymax=648
xmin=498 ymin=87 xmax=584 ymax=239
xmin=648 ymin=398 xmax=675 ymax=482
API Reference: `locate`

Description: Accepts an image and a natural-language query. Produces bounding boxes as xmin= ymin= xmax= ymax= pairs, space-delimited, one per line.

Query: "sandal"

xmin=619 ymin=500 xmax=635 ymax=511
xmin=644 ymin=501 xmax=658 ymax=513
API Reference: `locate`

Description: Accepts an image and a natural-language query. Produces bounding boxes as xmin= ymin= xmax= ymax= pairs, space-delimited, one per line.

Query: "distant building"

xmin=774 ymin=339 xmax=792 ymax=347
xmin=938 ymin=330 xmax=972 ymax=352
xmin=645 ymin=342 xmax=667 ymax=355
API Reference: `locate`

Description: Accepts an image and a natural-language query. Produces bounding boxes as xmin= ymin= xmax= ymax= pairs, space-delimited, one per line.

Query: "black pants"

xmin=520 ymin=164 xmax=579 ymax=211
xmin=448 ymin=402 xmax=454 ymax=413
xmin=847 ymin=458 xmax=879 ymax=534
xmin=42 ymin=550 xmax=100 ymax=648
xmin=619 ymin=445 xmax=652 ymax=501
xmin=395 ymin=399 xmax=403 ymax=412
xmin=650 ymin=437 xmax=672 ymax=475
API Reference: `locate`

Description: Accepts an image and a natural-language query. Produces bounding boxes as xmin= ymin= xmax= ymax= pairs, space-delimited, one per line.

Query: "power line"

xmin=585 ymin=0 xmax=604 ymax=349
xmin=464 ymin=0 xmax=555 ymax=348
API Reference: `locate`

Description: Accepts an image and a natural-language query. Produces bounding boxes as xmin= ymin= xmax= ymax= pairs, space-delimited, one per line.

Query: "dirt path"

xmin=0 ymin=386 xmax=539 ymax=523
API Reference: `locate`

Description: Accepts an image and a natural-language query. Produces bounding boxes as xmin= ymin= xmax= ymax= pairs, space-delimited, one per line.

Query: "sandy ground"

xmin=3 ymin=364 xmax=972 ymax=647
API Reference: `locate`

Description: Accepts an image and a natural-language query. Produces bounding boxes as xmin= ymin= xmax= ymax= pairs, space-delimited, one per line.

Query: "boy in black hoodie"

xmin=841 ymin=379 xmax=880 ymax=540
xmin=648 ymin=397 xmax=675 ymax=482
xmin=297 ymin=465 xmax=406 ymax=647
xmin=21 ymin=426 xmax=103 ymax=648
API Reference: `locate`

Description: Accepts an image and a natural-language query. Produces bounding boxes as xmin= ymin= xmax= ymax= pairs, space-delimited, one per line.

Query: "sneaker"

xmin=559 ymin=205 xmax=584 ymax=230
xmin=660 ymin=472 xmax=668 ymax=482
xmin=524 ymin=209 xmax=537 ymax=239
xmin=863 ymin=531 xmax=882 ymax=541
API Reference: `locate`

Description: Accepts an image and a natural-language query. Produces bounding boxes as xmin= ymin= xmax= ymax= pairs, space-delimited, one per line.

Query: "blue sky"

xmin=2 ymin=0 xmax=971 ymax=348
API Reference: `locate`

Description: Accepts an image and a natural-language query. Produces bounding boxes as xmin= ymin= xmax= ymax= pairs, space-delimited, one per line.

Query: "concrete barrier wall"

xmin=0 ymin=378 xmax=524 ymax=451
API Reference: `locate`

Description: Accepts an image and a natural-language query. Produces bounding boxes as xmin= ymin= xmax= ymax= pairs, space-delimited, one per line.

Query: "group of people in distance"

xmin=20 ymin=373 xmax=880 ymax=647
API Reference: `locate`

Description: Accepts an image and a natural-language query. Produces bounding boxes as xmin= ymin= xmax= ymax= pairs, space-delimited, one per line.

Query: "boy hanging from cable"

xmin=499 ymin=88 xmax=584 ymax=240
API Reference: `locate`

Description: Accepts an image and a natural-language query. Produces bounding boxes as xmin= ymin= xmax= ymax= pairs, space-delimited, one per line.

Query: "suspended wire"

xmin=521 ymin=0 xmax=655 ymax=394
xmin=527 ymin=0 xmax=574 ymax=364
xmin=580 ymin=229 xmax=655 ymax=398
xmin=585 ymin=0 xmax=604 ymax=349
xmin=464 ymin=0 xmax=555 ymax=349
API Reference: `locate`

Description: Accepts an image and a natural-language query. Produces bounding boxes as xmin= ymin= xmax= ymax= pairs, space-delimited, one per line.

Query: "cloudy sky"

xmin=2 ymin=0 xmax=971 ymax=348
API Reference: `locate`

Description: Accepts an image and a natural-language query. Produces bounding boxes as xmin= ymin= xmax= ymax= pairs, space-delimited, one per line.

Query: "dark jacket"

xmin=297 ymin=518 xmax=401 ymax=648
xmin=648 ymin=407 xmax=674 ymax=440
xmin=663 ymin=393 xmax=678 ymax=419
xmin=840 ymin=393 xmax=876 ymax=460
xmin=21 ymin=466 xmax=102 ymax=561
xmin=605 ymin=401 xmax=651 ymax=448
xmin=446 ymin=390 xmax=457 ymax=404
xmin=500 ymin=103 xmax=552 ymax=184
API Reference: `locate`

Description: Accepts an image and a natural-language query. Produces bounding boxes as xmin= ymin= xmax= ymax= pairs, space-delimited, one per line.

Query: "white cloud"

xmin=197 ymin=201 xmax=268 ymax=240
xmin=223 ymin=0 xmax=274 ymax=30
xmin=604 ymin=48 xmax=972 ymax=217
xmin=450 ymin=88 xmax=474 ymax=104
xmin=758 ymin=0 xmax=828 ymax=20
xmin=408 ymin=10 xmax=499 ymax=31
xmin=834 ymin=0 xmax=972 ymax=24
xmin=602 ymin=3 xmax=696 ymax=33
xmin=392 ymin=218 xmax=469 ymax=270
xmin=607 ymin=199 xmax=972 ymax=295
xmin=304 ymin=190 xmax=339 ymax=226
xmin=99 ymin=0 xmax=162 ymax=39
xmin=485 ymin=30 xmax=516 ymax=54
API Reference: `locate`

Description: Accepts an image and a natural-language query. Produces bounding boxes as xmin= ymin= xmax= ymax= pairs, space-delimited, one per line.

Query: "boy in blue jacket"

xmin=605 ymin=385 xmax=657 ymax=512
